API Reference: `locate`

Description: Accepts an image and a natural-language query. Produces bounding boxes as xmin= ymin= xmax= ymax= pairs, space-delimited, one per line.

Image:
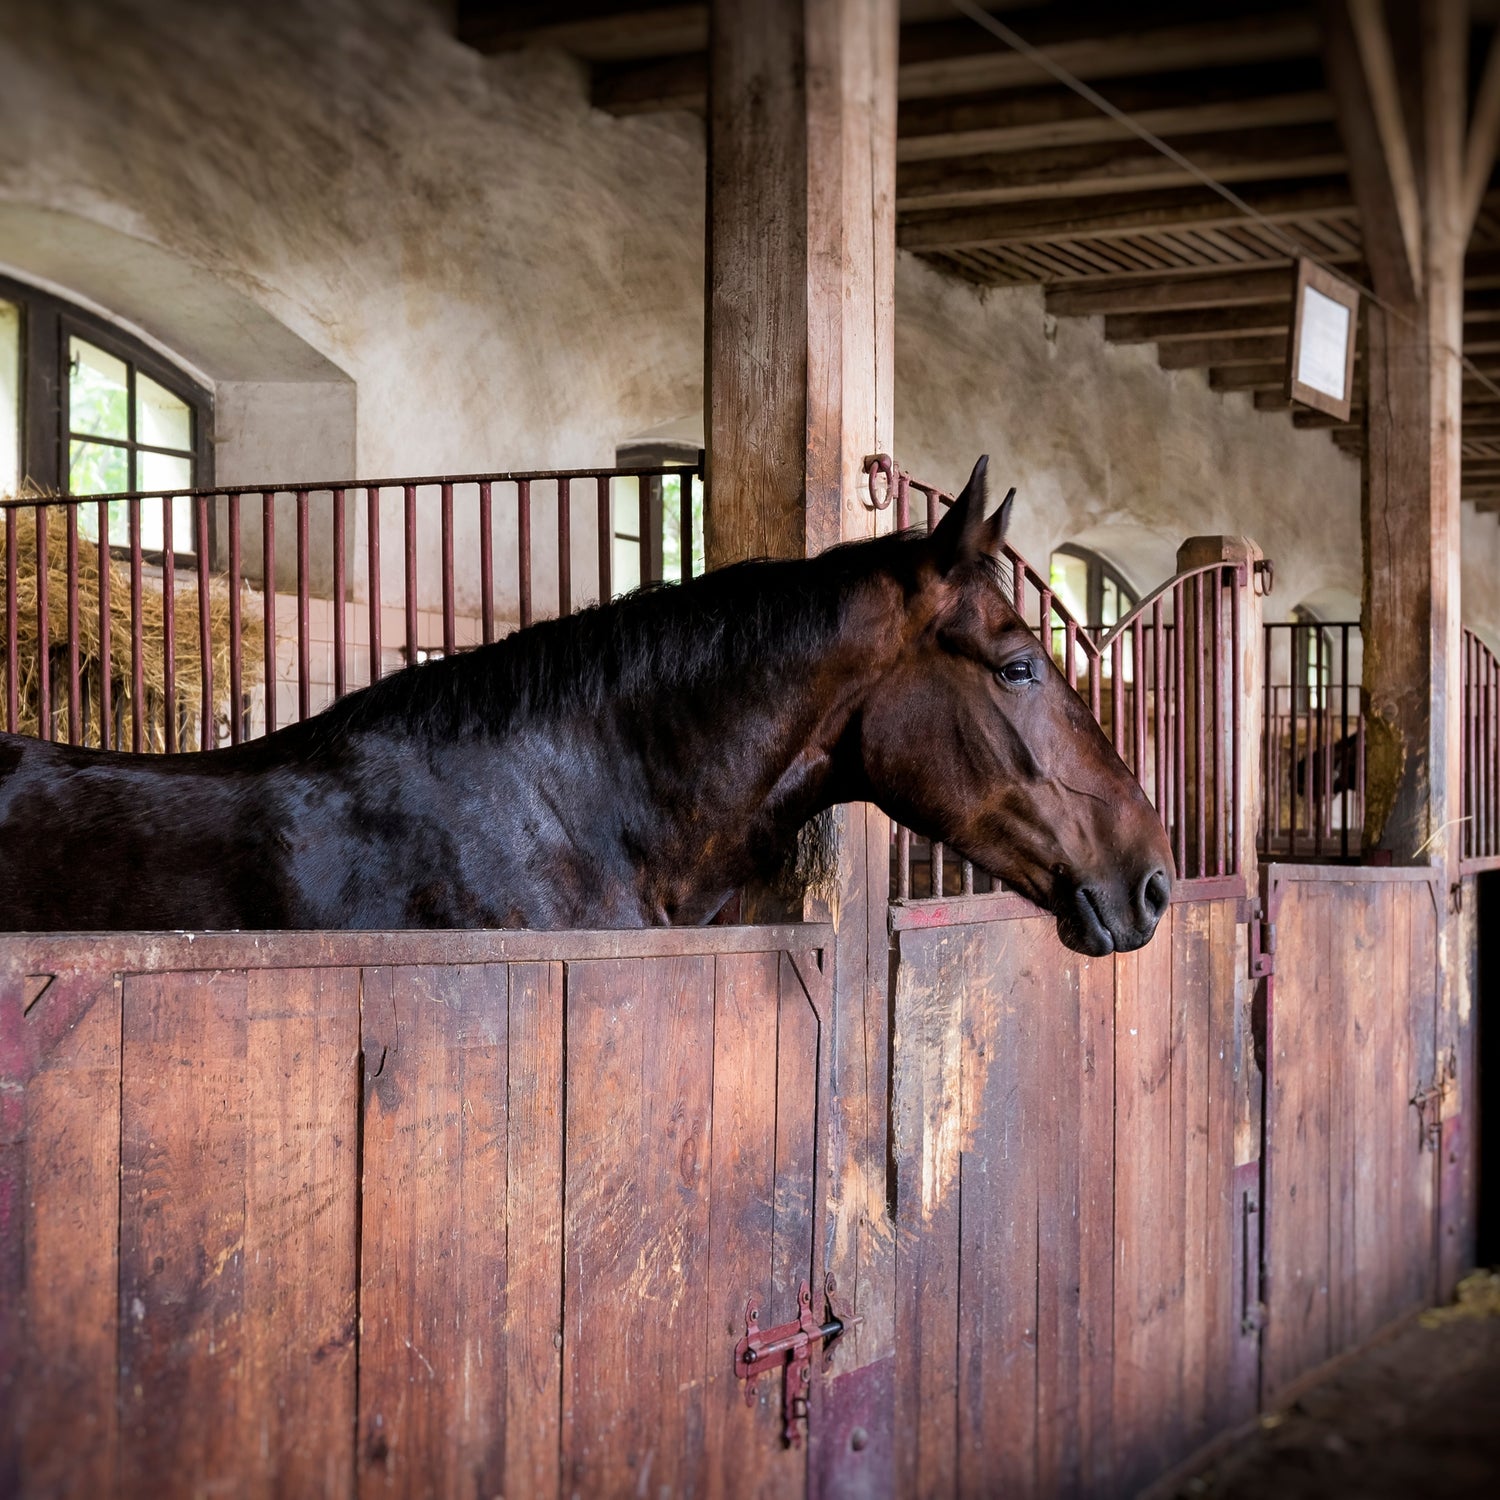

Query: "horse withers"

xmin=0 ymin=456 xmax=1172 ymax=950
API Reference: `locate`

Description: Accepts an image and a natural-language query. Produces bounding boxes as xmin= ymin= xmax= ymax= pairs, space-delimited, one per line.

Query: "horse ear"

xmin=929 ymin=456 xmax=1013 ymax=573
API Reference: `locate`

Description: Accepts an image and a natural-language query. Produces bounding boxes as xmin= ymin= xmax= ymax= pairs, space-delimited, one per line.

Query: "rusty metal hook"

xmin=863 ymin=453 xmax=896 ymax=510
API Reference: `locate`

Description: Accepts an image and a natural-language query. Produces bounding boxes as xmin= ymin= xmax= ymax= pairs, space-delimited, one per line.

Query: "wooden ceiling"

xmin=458 ymin=0 xmax=1500 ymax=513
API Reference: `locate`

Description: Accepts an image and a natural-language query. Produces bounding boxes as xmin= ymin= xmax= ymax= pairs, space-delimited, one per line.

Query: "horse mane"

xmin=312 ymin=528 xmax=935 ymax=742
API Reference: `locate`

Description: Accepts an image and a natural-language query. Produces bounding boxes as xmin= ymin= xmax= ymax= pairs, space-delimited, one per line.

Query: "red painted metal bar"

xmin=296 ymin=490 xmax=311 ymax=722
xmin=97 ymin=500 xmax=111 ymax=750
xmin=130 ymin=499 xmax=144 ymax=753
xmin=332 ymin=489 xmax=346 ymax=700
xmin=558 ymin=476 xmax=572 ymax=616
xmin=479 ymin=480 xmax=494 ymax=646
xmin=597 ymin=474 xmax=612 ymax=602
xmin=1211 ymin=571 xmax=1224 ymax=877
xmin=1173 ymin=579 xmax=1187 ymax=878
xmin=518 ymin=478 xmax=533 ymax=629
xmin=162 ymin=496 xmax=177 ymax=754
xmin=1192 ymin=573 xmax=1206 ymax=879
xmin=1229 ymin=569 xmax=1242 ymax=874
xmin=441 ymin=481 xmax=456 ymax=655
xmin=1132 ymin=618 xmax=1146 ymax=783
xmin=1154 ymin=601 xmax=1168 ymax=816
xmin=366 ymin=486 xmax=381 ymax=686
xmin=197 ymin=493 xmax=213 ymax=751
xmin=5 ymin=506 xmax=16 ymax=732
xmin=403 ymin=484 xmax=418 ymax=669
xmin=34 ymin=504 xmax=49 ymax=742
xmin=262 ymin=492 xmax=276 ymax=736
xmin=1110 ymin=636 xmax=1125 ymax=759
xmin=229 ymin=493 xmax=243 ymax=745
xmin=65 ymin=504 xmax=80 ymax=745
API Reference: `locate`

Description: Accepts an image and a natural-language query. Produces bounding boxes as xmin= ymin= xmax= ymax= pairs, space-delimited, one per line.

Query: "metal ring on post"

xmin=863 ymin=453 xmax=895 ymax=510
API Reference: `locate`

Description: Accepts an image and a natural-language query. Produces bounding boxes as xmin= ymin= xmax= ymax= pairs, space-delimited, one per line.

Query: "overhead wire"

xmin=948 ymin=0 xmax=1500 ymax=411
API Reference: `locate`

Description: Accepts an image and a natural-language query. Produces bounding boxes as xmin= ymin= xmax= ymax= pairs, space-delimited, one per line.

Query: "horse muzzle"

xmin=1053 ymin=864 xmax=1171 ymax=957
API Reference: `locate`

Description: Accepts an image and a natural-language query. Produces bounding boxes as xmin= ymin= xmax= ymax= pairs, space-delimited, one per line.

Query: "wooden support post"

xmin=706 ymin=0 xmax=899 ymax=1388
xmin=1321 ymin=0 xmax=1470 ymax=866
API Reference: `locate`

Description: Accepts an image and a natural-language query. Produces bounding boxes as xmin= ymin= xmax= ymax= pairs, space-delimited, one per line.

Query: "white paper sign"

xmin=1296 ymin=286 xmax=1352 ymax=400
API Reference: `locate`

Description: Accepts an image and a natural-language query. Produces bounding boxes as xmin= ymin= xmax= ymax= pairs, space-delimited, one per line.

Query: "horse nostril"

xmin=1140 ymin=867 xmax=1171 ymax=924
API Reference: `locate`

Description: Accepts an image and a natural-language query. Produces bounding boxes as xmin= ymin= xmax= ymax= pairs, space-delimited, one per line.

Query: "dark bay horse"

xmin=0 ymin=458 xmax=1173 ymax=952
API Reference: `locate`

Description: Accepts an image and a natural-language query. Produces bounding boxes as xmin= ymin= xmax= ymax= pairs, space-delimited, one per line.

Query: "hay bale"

xmin=0 ymin=497 xmax=266 ymax=748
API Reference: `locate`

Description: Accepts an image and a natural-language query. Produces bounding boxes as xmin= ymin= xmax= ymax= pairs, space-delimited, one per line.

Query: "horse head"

xmin=860 ymin=456 xmax=1174 ymax=955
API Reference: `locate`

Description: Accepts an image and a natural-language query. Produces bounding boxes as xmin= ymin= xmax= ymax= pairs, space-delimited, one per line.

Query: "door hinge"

xmin=1245 ymin=897 xmax=1275 ymax=979
xmin=1411 ymin=1049 xmax=1458 ymax=1153
xmin=735 ymin=1278 xmax=860 ymax=1449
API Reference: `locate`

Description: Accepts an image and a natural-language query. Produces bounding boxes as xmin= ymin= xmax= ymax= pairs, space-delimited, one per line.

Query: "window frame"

xmin=2 ymin=270 xmax=212 ymax=500
xmin=614 ymin=440 xmax=704 ymax=590
xmin=1050 ymin=542 xmax=1138 ymax=634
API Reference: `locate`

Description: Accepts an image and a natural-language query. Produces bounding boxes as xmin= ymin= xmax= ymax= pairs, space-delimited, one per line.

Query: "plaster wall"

xmin=0 ymin=0 xmax=705 ymax=615
xmin=0 ymin=0 xmax=1495 ymax=644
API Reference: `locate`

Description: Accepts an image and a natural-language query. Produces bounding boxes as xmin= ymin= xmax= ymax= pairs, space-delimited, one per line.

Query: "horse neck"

xmin=648 ymin=565 xmax=904 ymax=852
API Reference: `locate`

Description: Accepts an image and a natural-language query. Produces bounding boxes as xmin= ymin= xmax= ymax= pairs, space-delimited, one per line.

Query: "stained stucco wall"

xmin=0 ymin=0 xmax=1494 ymax=640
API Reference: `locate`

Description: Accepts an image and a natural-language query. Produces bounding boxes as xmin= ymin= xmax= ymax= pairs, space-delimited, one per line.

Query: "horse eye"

xmin=997 ymin=659 xmax=1036 ymax=686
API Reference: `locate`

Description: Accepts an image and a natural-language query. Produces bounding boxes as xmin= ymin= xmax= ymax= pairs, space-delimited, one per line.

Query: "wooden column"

xmin=1322 ymin=0 xmax=1491 ymax=867
xmin=705 ymin=0 xmax=900 ymax=1394
xmin=706 ymin=0 xmax=896 ymax=564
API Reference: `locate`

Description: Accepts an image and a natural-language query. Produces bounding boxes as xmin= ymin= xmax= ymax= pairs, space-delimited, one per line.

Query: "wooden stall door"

xmin=2 ymin=936 xmax=830 ymax=1500
xmin=890 ymin=898 xmax=1254 ymax=1500
xmin=1261 ymin=869 xmax=1442 ymax=1399
xmin=358 ymin=949 xmax=829 ymax=1500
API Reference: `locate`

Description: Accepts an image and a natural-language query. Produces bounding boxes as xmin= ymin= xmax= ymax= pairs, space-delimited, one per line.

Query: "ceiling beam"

xmin=895 ymin=7 xmax=1320 ymax=102
xmin=458 ymin=2 xmax=705 ymax=62
xmin=898 ymin=178 xmax=1353 ymax=251
xmin=1320 ymin=0 xmax=1423 ymax=301
xmin=1208 ymin=363 xmax=1290 ymax=391
xmin=897 ymin=123 xmax=1345 ymax=210
xmin=1158 ymin=334 xmax=1295 ymax=368
xmin=1047 ymin=264 xmax=1313 ymax=315
xmin=1105 ymin=302 xmax=1293 ymax=342
xmin=897 ymin=58 xmax=1331 ymax=161
xmin=591 ymin=5 xmax=1320 ymax=116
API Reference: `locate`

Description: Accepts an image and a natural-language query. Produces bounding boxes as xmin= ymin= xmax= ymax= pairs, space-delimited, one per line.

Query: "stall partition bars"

xmin=1258 ymin=619 xmax=1365 ymax=863
xmin=888 ymin=470 xmax=1244 ymax=899
xmin=0 ymin=464 xmax=702 ymax=753
xmin=1462 ymin=627 xmax=1500 ymax=871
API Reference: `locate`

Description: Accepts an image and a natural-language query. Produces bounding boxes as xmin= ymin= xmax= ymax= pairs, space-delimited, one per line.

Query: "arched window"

xmin=613 ymin=441 xmax=703 ymax=594
xmin=1291 ymin=604 xmax=1331 ymax=713
xmin=0 ymin=272 xmax=211 ymax=550
xmin=1048 ymin=542 xmax=1138 ymax=635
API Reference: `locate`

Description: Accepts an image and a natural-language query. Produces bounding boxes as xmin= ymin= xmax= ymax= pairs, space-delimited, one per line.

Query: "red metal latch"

xmin=735 ymin=1278 xmax=860 ymax=1448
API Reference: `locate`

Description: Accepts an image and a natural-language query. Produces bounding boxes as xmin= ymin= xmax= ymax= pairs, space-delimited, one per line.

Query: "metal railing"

xmin=885 ymin=467 xmax=1245 ymax=897
xmin=1 ymin=463 xmax=703 ymax=752
xmin=1258 ymin=620 xmax=1364 ymax=862
xmin=1463 ymin=627 xmax=1500 ymax=869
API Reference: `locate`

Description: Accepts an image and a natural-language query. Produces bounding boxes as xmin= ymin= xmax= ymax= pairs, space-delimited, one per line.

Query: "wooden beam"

xmin=595 ymin=50 xmax=707 ymax=113
xmin=1158 ymin=334 xmax=1293 ymax=368
xmin=1048 ymin=264 xmax=1312 ymax=315
xmin=596 ymin=5 xmax=1320 ymax=116
xmin=896 ymin=123 xmax=1345 ymax=210
xmin=1320 ymin=0 xmax=1422 ymax=301
xmin=897 ymin=177 xmax=1354 ymax=251
xmin=1462 ymin=26 xmax=1500 ymax=233
xmin=1105 ymin=302 xmax=1292 ymax=342
xmin=1208 ymin=363 xmax=1290 ymax=391
xmin=458 ymin=1 xmax=705 ymax=62
xmin=706 ymin=0 xmax=899 ymax=1369
xmin=896 ymin=7 xmax=1320 ymax=102
xmin=898 ymin=58 xmax=1331 ymax=160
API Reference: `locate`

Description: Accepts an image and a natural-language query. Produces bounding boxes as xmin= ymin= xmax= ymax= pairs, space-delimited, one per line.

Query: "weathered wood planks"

xmin=1 ymin=929 xmax=827 ymax=1499
xmin=891 ymin=896 xmax=1253 ymax=1499
xmin=1262 ymin=869 xmax=1442 ymax=1401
